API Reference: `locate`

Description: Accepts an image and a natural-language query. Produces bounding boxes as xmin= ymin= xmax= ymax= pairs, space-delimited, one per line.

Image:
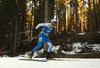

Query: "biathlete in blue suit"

xmin=29 ymin=19 xmax=57 ymax=59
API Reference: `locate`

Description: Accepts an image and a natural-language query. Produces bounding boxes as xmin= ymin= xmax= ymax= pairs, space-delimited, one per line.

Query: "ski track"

xmin=0 ymin=58 xmax=100 ymax=68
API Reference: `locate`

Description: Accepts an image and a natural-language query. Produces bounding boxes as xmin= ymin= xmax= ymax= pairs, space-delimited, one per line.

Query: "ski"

xmin=19 ymin=58 xmax=65 ymax=62
xmin=19 ymin=59 xmax=47 ymax=62
xmin=46 ymin=58 xmax=66 ymax=61
xmin=46 ymin=58 xmax=78 ymax=61
xmin=19 ymin=58 xmax=78 ymax=62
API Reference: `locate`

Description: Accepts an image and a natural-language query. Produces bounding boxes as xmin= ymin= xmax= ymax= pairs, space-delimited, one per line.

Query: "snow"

xmin=52 ymin=45 xmax=60 ymax=54
xmin=18 ymin=45 xmax=60 ymax=58
xmin=17 ymin=43 xmax=100 ymax=58
xmin=61 ymin=42 xmax=100 ymax=55
xmin=78 ymin=32 xmax=86 ymax=35
xmin=98 ymin=31 xmax=100 ymax=33
xmin=0 ymin=57 xmax=100 ymax=68
xmin=61 ymin=42 xmax=83 ymax=54
xmin=0 ymin=43 xmax=100 ymax=68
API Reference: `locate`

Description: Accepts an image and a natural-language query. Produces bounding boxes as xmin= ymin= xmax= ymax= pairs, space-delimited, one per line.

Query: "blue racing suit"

xmin=32 ymin=23 xmax=54 ymax=53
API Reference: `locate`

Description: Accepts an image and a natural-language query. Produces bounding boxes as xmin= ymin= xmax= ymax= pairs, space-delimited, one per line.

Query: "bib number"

xmin=39 ymin=37 xmax=42 ymax=42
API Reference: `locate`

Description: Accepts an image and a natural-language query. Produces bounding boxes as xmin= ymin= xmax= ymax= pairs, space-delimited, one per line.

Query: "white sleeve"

xmin=35 ymin=23 xmax=48 ymax=29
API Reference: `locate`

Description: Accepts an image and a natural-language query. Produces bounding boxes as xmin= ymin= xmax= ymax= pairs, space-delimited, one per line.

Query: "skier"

xmin=29 ymin=19 xmax=57 ymax=60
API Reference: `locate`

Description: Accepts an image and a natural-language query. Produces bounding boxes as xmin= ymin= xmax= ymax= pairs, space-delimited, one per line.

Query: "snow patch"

xmin=52 ymin=45 xmax=60 ymax=54
xmin=62 ymin=43 xmax=82 ymax=54
xmin=17 ymin=45 xmax=60 ymax=58
xmin=61 ymin=42 xmax=100 ymax=55
xmin=78 ymin=32 xmax=86 ymax=35
xmin=98 ymin=31 xmax=100 ymax=33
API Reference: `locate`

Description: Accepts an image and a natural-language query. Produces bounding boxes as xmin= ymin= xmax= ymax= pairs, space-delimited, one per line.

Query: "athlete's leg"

xmin=29 ymin=34 xmax=44 ymax=59
xmin=44 ymin=36 xmax=52 ymax=53
xmin=32 ymin=37 xmax=43 ymax=52
xmin=44 ymin=36 xmax=53 ymax=59
xmin=47 ymin=42 xmax=52 ymax=53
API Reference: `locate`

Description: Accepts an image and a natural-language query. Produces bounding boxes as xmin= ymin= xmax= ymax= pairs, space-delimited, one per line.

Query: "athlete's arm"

xmin=35 ymin=23 xmax=48 ymax=29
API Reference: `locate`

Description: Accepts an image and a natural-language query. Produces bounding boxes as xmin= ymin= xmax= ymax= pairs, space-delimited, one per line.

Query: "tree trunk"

xmin=56 ymin=0 xmax=57 ymax=32
xmin=69 ymin=4 xmax=72 ymax=31
xmin=75 ymin=0 xmax=78 ymax=42
xmin=98 ymin=0 xmax=100 ymax=31
xmin=81 ymin=7 xmax=83 ymax=31
xmin=64 ymin=7 xmax=66 ymax=31
xmin=93 ymin=0 xmax=98 ymax=31
xmin=14 ymin=0 xmax=18 ymax=54
xmin=88 ymin=0 xmax=93 ymax=39
xmin=44 ymin=0 xmax=49 ymax=53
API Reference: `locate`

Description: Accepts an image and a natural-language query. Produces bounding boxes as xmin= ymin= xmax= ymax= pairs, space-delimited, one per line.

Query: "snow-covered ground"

xmin=29 ymin=42 xmax=100 ymax=57
xmin=0 ymin=43 xmax=100 ymax=68
xmin=0 ymin=57 xmax=100 ymax=68
xmin=62 ymin=43 xmax=100 ymax=54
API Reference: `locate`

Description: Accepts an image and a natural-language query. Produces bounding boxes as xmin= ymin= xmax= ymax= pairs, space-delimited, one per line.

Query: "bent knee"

xmin=47 ymin=42 xmax=52 ymax=47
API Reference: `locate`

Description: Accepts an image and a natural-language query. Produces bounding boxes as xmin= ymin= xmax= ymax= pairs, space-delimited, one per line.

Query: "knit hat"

xmin=51 ymin=19 xmax=57 ymax=23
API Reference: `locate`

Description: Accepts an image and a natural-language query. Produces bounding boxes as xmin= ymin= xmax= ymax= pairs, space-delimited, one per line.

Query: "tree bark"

xmin=75 ymin=0 xmax=78 ymax=42
xmin=14 ymin=0 xmax=18 ymax=54
xmin=44 ymin=0 xmax=49 ymax=53
xmin=88 ymin=0 xmax=93 ymax=39
xmin=93 ymin=0 xmax=98 ymax=31
xmin=98 ymin=0 xmax=100 ymax=31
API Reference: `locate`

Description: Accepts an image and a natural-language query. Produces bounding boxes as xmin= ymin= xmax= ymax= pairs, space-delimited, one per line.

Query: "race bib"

xmin=39 ymin=37 xmax=42 ymax=42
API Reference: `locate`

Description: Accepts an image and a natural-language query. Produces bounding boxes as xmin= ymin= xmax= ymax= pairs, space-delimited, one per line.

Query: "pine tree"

xmin=0 ymin=0 xmax=16 ymax=48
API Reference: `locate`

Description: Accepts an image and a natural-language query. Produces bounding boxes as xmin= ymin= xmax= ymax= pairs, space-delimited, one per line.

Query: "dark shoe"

xmin=29 ymin=51 xmax=34 ymax=59
xmin=46 ymin=52 xmax=53 ymax=59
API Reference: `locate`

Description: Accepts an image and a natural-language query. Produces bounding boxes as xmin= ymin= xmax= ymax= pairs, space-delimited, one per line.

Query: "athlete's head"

xmin=51 ymin=19 xmax=57 ymax=26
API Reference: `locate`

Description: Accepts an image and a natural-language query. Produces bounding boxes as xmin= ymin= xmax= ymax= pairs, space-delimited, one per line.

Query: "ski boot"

xmin=29 ymin=51 xmax=34 ymax=59
xmin=46 ymin=52 xmax=55 ymax=60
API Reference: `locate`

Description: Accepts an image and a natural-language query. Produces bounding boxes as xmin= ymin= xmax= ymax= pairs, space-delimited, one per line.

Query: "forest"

xmin=0 ymin=0 xmax=100 ymax=57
